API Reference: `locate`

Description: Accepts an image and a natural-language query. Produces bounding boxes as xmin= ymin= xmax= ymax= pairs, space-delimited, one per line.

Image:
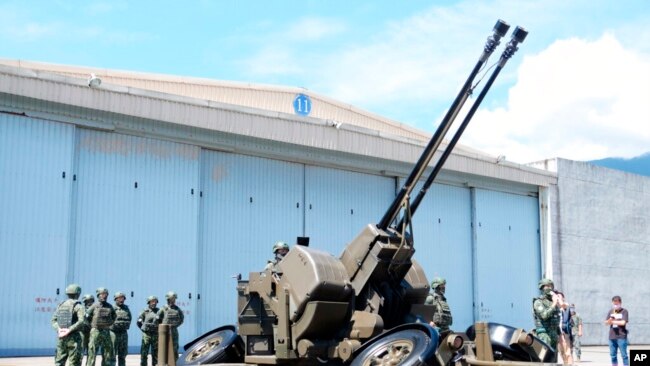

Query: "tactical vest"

xmin=111 ymin=304 xmax=131 ymax=332
xmin=532 ymin=296 xmax=559 ymax=334
xmin=571 ymin=314 xmax=581 ymax=335
xmin=431 ymin=293 xmax=453 ymax=331
xmin=162 ymin=305 xmax=182 ymax=326
xmin=141 ymin=308 xmax=160 ymax=333
xmin=91 ymin=303 xmax=114 ymax=330
xmin=81 ymin=305 xmax=93 ymax=332
xmin=56 ymin=299 xmax=79 ymax=328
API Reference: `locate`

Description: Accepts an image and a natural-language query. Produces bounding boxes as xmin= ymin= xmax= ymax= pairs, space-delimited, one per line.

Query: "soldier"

xmin=81 ymin=294 xmax=95 ymax=356
xmin=137 ymin=296 xmax=160 ymax=366
xmin=110 ymin=292 xmax=132 ymax=366
xmin=158 ymin=291 xmax=184 ymax=362
xmin=425 ymin=277 xmax=453 ymax=334
xmin=86 ymin=287 xmax=117 ymax=366
xmin=570 ymin=305 xmax=583 ymax=362
xmin=51 ymin=283 xmax=86 ymax=366
xmin=532 ymin=278 xmax=561 ymax=352
xmin=265 ymin=241 xmax=289 ymax=271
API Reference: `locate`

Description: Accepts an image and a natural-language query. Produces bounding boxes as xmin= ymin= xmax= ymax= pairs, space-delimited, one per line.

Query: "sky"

xmin=1 ymin=0 xmax=649 ymax=164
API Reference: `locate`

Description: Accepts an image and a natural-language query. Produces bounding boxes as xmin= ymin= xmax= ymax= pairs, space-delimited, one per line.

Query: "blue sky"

xmin=2 ymin=0 xmax=649 ymax=163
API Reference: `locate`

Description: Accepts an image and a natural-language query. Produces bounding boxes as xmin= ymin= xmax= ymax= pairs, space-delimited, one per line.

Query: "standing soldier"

xmin=425 ymin=277 xmax=453 ymax=334
xmin=158 ymin=291 xmax=184 ymax=362
xmin=86 ymin=287 xmax=117 ymax=366
xmin=110 ymin=292 xmax=132 ymax=366
xmin=137 ymin=296 xmax=160 ymax=366
xmin=81 ymin=294 xmax=95 ymax=356
xmin=51 ymin=283 xmax=85 ymax=366
xmin=532 ymin=278 xmax=561 ymax=352
xmin=265 ymin=241 xmax=289 ymax=271
xmin=570 ymin=305 xmax=583 ymax=363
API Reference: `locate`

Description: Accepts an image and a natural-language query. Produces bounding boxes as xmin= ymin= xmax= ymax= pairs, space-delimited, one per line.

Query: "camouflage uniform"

xmin=86 ymin=288 xmax=117 ymax=366
xmin=425 ymin=277 xmax=453 ymax=333
xmin=81 ymin=295 xmax=95 ymax=356
xmin=137 ymin=296 xmax=160 ymax=366
xmin=110 ymin=293 xmax=132 ymax=366
xmin=571 ymin=311 xmax=583 ymax=361
xmin=532 ymin=279 xmax=560 ymax=350
xmin=158 ymin=292 xmax=184 ymax=362
xmin=52 ymin=284 xmax=86 ymax=366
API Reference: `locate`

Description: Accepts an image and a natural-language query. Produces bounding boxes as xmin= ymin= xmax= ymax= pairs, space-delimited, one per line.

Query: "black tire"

xmin=177 ymin=325 xmax=244 ymax=365
xmin=465 ymin=322 xmax=555 ymax=362
xmin=351 ymin=325 xmax=437 ymax=366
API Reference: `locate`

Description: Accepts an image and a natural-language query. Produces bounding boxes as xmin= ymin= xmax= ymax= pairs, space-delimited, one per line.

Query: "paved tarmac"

xmin=0 ymin=345 xmax=647 ymax=365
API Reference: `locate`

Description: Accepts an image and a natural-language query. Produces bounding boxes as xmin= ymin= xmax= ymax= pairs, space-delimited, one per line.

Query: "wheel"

xmin=177 ymin=325 xmax=244 ymax=365
xmin=351 ymin=325 xmax=437 ymax=366
xmin=465 ymin=322 xmax=555 ymax=362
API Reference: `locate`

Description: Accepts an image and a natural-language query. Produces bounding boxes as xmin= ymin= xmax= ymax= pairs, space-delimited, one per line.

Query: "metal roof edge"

xmin=0 ymin=64 xmax=556 ymax=188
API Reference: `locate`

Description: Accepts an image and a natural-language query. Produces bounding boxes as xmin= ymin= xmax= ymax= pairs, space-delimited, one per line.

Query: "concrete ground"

xmin=0 ymin=345 xmax=647 ymax=366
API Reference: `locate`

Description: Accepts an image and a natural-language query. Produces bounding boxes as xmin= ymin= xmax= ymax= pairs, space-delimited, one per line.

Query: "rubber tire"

xmin=177 ymin=325 xmax=244 ymax=365
xmin=465 ymin=322 xmax=555 ymax=362
xmin=351 ymin=328 xmax=435 ymax=366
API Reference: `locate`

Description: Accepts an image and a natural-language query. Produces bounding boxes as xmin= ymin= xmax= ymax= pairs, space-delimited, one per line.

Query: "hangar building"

xmin=2 ymin=59 xmax=557 ymax=355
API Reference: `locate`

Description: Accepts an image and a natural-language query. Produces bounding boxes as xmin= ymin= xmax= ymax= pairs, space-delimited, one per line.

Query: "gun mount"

xmin=174 ymin=21 xmax=553 ymax=366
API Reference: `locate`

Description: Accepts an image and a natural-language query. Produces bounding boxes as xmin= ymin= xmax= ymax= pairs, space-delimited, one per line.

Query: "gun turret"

xmin=182 ymin=20 xmax=529 ymax=366
xmin=340 ymin=20 xmax=527 ymax=329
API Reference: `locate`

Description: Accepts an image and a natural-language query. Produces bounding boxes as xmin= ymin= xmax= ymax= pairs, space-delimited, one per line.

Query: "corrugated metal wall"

xmin=411 ymin=182 xmax=474 ymax=332
xmin=473 ymin=188 xmax=541 ymax=329
xmin=0 ymin=113 xmax=542 ymax=355
xmin=197 ymin=151 xmax=304 ymax=334
xmin=0 ymin=114 xmax=75 ymax=355
xmin=71 ymin=130 xmax=199 ymax=348
xmin=304 ymin=166 xmax=395 ymax=254
xmin=72 ymin=130 xmax=201 ymax=350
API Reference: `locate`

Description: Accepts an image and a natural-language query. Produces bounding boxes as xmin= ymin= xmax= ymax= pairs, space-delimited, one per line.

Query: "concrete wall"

xmin=551 ymin=158 xmax=650 ymax=345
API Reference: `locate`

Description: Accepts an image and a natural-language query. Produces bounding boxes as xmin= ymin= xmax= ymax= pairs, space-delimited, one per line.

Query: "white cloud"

xmin=463 ymin=34 xmax=650 ymax=163
xmin=285 ymin=18 xmax=346 ymax=42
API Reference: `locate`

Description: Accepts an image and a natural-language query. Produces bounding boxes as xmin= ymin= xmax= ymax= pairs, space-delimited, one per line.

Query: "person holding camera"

xmin=533 ymin=278 xmax=561 ymax=352
xmin=555 ymin=291 xmax=573 ymax=364
xmin=605 ymin=295 xmax=629 ymax=366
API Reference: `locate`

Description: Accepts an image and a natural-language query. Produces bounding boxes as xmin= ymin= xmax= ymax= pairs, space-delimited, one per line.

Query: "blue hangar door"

xmin=410 ymin=182 xmax=474 ymax=332
xmin=304 ymin=166 xmax=395 ymax=256
xmin=0 ymin=115 xmax=75 ymax=356
xmin=197 ymin=151 xmax=304 ymax=334
xmin=72 ymin=130 xmax=200 ymax=350
xmin=473 ymin=188 xmax=541 ymax=329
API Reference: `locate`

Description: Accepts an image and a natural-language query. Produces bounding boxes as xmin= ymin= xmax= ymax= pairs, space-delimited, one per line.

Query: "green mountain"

xmin=589 ymin=152 xmax=650 ymax=177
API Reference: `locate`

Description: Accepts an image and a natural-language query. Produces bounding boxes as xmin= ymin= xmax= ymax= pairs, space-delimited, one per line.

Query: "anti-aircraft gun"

xmin=176 ymin=20 xmax=557 ymax=366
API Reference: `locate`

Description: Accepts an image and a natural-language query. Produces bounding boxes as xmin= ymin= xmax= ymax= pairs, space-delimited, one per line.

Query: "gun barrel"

xmin=396 ymin=24 xmax=528 ymax=232
xmin=377 ymin=19 xmax=510 ymax=231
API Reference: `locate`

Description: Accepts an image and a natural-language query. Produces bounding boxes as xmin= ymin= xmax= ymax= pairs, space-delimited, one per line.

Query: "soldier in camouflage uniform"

xmin=86 ymin=287 xmax=117 ymax=366
xmin=425 ymin=277 xmax=453 ymax=334
xmin=81 ymin=294 xmax=95 ymax=356
xmin=51 ymin=283 xmax=86 ymax=366
xmin=110 ymin=292 xmax=132 ymax=366
xmin=265 ymin=241 xmax=289 ymax=271
xmin=532 ymin=278 xmax=561 ymax=352
xmin=570 ymin=305 xmax=583 ymax=362
xmin=137 ymin=296 xmax=160 ymax=366
xmin=158 ymin=291 xmax=184 ymax=362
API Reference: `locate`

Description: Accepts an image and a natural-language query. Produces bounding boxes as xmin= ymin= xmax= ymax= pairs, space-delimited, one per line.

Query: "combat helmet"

xmin=538 ymin=278 xmax=554 ymax=289
xmin=165 ymin=291 xmax=177 ymax=300
xmin=65 ymin=283 xmax=82 ymax=296
xmin=114 ymin=291 xmax=126 ymax=300
xmin=430 ymin=277 xmax=446 ymax=290
xmin=273 ymin=241 xmax=289 ymax=253
xmin=96 ymin=287 xmax=109 ymax=295
xmin=146 ymin=295 xmax=158 ymax=304
xmin=82 ymin=294 xmax=94 ymax=301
